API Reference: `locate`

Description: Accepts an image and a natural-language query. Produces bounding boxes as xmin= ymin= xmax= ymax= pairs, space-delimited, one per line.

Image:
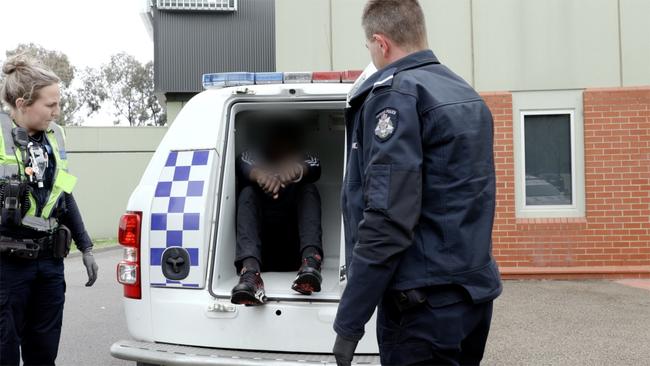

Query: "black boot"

xmin=231 ymin=268 xmax=267 ymax=305
xmin=292 ymin=254 xmax=322 ymax=295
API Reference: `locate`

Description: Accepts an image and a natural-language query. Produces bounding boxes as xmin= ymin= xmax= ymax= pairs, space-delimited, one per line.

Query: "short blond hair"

xmin=362 ymin=0 xmax=428 ymax=50
xmin=1 ymin=54 xmax=60 ymax=109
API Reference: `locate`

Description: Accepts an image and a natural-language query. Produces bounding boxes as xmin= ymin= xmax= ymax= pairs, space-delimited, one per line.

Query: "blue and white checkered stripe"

xmin=149 ymin=149 xmax=213 ymax=288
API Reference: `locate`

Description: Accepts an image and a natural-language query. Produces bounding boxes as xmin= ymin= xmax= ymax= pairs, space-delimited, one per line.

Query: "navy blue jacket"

xmin=334 ymin=50 xmax=502 ymax=342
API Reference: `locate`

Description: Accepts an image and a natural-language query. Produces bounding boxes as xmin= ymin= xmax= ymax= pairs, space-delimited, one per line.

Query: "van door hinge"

xmin=339 ymin=265 xmax=347 ymax=282
xmin=207 ymin=302 xmax=236 ymax=313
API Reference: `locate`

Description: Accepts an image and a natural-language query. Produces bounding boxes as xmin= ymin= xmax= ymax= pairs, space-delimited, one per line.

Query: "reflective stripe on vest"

xmin=0 ymin=113 xmax=19 ymax=177
xmin=0 ymin=112 xmax=77 ymax=231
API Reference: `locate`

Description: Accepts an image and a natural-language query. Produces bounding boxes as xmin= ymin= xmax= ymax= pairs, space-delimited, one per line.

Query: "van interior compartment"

xmin=212 ymin=101 xmax=346 ymax=301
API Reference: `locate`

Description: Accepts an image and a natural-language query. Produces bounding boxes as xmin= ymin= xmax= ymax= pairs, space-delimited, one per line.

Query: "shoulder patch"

xmin=374 ymin=108 xmax=398 ymax=141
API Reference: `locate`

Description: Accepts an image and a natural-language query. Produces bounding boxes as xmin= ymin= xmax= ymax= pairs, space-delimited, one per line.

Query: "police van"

xmin=110 ymin=66 xmax=382 ymax=365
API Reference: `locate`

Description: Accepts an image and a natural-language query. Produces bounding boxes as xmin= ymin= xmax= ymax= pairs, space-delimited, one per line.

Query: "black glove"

xmin=82 ymin=249 xmax=99 ymax=286
xmin=333 ymin=334 xmax=358 ymax=366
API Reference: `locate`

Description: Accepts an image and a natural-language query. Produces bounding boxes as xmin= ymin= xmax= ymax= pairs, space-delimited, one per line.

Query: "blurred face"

xmin=14 ymin=83 xmax=61 ymax=134
xmin=265 ymin=127 xmax=301 ymax=161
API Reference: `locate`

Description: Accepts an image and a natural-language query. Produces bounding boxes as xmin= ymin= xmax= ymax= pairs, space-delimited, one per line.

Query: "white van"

xmin=110 ymin=68 xmax=382 ymax=365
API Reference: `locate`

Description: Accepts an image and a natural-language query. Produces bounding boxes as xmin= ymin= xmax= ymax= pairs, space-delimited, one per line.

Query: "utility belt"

xmin=0 ymin=225 xmax=72 ymax=260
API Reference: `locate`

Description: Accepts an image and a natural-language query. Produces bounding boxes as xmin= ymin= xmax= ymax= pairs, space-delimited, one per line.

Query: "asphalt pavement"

xmin=484 ymin=280 xmax=650 ymax=365
xmin=58 ymin=247 xmax=129 ymax=366
xmin=53 ymin=248 xmax=650 ymax=366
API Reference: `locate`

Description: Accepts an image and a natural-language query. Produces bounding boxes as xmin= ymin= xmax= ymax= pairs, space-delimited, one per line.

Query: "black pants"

xmin=0 ymin=255 xmax=65 ymax=366
xmin=377 ymin=291 xmax=493 ymax=366
xmin=236 ymin=183 xmax=322 ymax=272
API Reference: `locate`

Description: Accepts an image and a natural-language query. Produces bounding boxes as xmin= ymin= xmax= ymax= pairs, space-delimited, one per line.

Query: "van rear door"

xmin=210 ymin=98 xmax=347 ymax=303
xmin=148 ymin=149 xmax=218 ymax=289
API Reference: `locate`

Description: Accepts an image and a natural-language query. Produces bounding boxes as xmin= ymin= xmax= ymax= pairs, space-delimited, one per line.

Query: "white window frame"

xmin=513 ymin=91 xmax=585 ymax=219
xmin=520 ymin=110 xmax=576 ymax=210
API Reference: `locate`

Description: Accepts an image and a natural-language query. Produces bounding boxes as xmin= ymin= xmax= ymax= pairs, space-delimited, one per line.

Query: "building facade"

xmin=145 ymin=0 xmax=650 ymax=278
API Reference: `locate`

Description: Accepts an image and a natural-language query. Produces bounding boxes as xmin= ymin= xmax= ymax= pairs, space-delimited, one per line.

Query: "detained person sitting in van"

xmin=231 ymin=123 xmax=323 ymax=305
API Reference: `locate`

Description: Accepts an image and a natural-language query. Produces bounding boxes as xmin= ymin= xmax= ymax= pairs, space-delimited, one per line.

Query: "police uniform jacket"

xmin=334 ymin=50 xmax=502 ymax=341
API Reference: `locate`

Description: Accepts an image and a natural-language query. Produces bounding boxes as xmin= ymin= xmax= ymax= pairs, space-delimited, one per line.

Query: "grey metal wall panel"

xmin=64 ymin=127 xmax=167 ymax=238
xmin=154 ymin=0 xmax=275 ymax=93
xmin=620 ymin=0 xmax=650 ymax=86
xmin=473 ymin=0 xmax=621 ymax=92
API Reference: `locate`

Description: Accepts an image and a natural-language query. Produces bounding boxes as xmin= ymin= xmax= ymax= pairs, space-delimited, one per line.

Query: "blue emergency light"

xmin=255 ymin=72 xmax=284 ymax=84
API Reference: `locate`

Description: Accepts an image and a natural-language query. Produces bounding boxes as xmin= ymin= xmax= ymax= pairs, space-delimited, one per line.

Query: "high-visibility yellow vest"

xmin=0 ymin=112 xmax=77 ymax=232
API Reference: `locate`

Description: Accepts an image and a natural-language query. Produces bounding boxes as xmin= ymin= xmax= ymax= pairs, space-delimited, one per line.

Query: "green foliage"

xmin=79 ymin=54 xmax=165 ymax=126
xmin=76 ymin=67 xmax=108 ymax=118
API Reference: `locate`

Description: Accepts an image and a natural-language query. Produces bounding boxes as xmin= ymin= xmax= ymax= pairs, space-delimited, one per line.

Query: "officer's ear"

xmin=14 ymin=98 xmax=25 ymax=111
xmin=374 ymin=34 xmax=391 ymax=58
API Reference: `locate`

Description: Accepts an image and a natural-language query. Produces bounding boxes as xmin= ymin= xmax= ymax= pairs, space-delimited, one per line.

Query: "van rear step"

xmin=111 ymin=339 xmax=380 ymax=366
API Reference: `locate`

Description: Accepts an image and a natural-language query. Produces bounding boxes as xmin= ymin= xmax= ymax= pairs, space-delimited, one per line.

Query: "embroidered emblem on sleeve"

xmin=374 ymin=108 xmax=397 ymax=141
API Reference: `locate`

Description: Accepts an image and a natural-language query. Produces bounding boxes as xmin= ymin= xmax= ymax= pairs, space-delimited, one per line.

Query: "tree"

xmin=76 ymin=67 xmax=108 ymax=118
xmin=97 ymin=53 xmax=165 ymax=126
xmin=3 ymin=43 xmax=78 ymax=125
xmin=143 ymin=61 xmax=166 ymax=126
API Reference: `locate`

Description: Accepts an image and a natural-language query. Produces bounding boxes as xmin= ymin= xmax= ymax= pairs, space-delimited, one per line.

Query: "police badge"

xmin=374 ymin=108 xmax=397 ymax=141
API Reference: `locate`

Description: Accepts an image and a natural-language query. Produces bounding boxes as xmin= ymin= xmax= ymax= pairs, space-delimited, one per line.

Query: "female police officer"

xmin=0 ymin=55 xmax=98 ymax=366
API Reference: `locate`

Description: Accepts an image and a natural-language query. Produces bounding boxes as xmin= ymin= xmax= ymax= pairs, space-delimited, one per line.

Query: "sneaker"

xmin=231 ymin=269 xmax=267 ymax=305
xmin=291 ymin=255 xmax=322 ymax=295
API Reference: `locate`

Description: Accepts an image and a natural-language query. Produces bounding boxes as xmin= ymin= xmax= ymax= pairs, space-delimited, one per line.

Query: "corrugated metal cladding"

xmin=154 ymin=0 xmax=275 ymax=93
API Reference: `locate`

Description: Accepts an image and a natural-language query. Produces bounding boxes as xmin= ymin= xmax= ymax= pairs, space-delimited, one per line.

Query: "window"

xmin=523 ymin=112 xmax=574 ymax=206
xmin=513 ymin=91 xmax=585 ymax=219
xmin=156 ymin=0 xmax=237 ymax=11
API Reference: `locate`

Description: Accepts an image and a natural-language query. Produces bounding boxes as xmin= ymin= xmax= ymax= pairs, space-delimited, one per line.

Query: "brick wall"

xmin=482 ymin=88 xmax=650 ymax=279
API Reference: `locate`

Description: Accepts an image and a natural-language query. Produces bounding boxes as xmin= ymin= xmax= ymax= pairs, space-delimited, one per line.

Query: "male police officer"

xmin=333 ymin=1 xmax=502 ymax=365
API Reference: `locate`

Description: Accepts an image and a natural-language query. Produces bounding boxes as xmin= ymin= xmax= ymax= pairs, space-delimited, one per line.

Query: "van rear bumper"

xmin=110 ymin=339 xmax=380 ymax=366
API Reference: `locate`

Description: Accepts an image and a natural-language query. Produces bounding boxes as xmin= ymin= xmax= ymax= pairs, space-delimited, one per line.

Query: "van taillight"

xmin=117 ymin=212 xmax=142 ymax=299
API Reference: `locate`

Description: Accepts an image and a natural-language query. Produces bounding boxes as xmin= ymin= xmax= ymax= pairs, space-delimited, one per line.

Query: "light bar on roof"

xmin=201 ymin=70 xmax=363 ymax=90
xmin=202 ymin=72 xmax=254 ymax=88
xmin=313 ymin=71 xmax=342 ymax=83
xmin=255 ymin=72 xmax=283 ymax=84
xmin=342 ymin=70 xmax=363 ymax=83
xmin=226 ymin=72 xmax=254 ymax=86
xmin=283 ymin=72 xmax=313 ymax=84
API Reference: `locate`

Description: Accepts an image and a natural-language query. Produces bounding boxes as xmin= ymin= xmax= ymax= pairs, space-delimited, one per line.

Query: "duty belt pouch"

xmin=0 ymin=239 xmax=40 ymax=259
xmin=1 ymin=181 xmax=27 ymax=227
xmin=392 ymin=288 xmax=428 ymax=312
xmin=53 ymin=225 xmax=72 ymax=258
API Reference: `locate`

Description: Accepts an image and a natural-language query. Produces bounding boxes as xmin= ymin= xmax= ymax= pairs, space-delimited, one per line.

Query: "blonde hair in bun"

xmin=1 ymin=56 xmax=29 ymax=75
xmin=1 ymin=54 xmax=60 ymax=109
